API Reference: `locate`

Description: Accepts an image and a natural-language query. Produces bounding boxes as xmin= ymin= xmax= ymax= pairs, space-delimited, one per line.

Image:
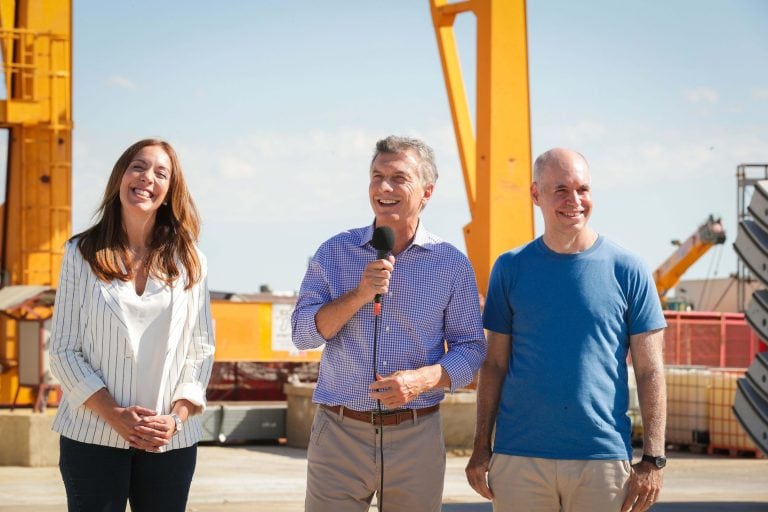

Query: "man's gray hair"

xmin=370 ymin=135 xmax=439 ymax=186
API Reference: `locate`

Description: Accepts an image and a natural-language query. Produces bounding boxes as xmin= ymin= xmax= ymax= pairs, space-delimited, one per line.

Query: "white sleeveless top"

xmin=115 ymin=276 xmax=172 ymax=411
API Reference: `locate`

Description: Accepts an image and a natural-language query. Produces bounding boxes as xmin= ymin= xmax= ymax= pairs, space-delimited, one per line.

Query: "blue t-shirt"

xmin=483 ymin=235 xmax=666 ymax=460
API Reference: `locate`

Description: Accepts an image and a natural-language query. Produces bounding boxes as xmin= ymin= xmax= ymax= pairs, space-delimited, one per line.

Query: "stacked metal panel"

xmin=733 ymin=180 xmax=768 ymax=455
xmin=733 ymin=354 xmax=768 ymax=454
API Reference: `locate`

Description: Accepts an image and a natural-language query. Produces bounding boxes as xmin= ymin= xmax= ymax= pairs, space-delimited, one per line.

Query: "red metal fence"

xmin=663 ymin=311 xmax=766 ymax=367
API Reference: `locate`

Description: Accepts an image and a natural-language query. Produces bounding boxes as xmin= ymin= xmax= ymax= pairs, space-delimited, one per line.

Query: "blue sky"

xmin=71 ymin=1 xmax=768 ymax=294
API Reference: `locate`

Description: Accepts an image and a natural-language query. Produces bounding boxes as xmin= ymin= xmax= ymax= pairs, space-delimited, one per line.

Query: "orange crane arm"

xmin=653 ymin=216 xmax=726 ymax=298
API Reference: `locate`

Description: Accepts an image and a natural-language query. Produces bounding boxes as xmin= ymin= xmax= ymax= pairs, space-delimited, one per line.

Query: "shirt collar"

xmin=358 ymin=220 xmax=434 ymax=252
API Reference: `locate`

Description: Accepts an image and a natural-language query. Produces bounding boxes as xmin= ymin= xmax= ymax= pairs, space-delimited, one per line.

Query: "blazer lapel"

xmin=99 ymin=280 xmax=132 ymax=342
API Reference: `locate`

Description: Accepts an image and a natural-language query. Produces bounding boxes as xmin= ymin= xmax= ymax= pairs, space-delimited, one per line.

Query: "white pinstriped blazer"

xmin=50 ymin=239 xmax=215 ymax=450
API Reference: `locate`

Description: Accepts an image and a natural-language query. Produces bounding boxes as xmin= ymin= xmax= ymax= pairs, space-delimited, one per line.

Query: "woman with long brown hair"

xmin=50 ymin=138 xmax=215 ymax=512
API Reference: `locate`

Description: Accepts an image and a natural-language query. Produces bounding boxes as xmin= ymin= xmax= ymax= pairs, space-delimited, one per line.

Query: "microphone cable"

xmin=372 ymin=297 xmax=385 ymax=512
xmin=370 ymin=225 xmax=394 ymax=511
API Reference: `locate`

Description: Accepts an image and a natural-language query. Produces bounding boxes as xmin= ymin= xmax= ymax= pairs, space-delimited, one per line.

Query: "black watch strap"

xmin=641 ymin=454 xmax=667 ymax=469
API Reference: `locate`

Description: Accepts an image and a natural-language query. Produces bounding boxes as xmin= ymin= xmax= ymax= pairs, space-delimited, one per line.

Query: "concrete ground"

xmin=0 ymin=445 xmax=766 ymax=512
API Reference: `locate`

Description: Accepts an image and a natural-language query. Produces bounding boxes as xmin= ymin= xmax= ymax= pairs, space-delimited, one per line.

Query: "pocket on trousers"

xmin=622 ymin=459 xmax=632 ymax=478
xmin=309 ymin=412 xmax=329 ymax=447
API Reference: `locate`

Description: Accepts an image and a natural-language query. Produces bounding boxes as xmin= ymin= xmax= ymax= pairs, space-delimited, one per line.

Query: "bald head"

xmin=530 ymin=147 xmax=595 ymax=251
xmin=533 ymin=148 xmax=590 ymax=184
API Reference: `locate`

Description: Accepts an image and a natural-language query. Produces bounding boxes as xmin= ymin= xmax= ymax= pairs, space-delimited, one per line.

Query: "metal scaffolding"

xmin=736 ymin=163 xmax=768 ymax=311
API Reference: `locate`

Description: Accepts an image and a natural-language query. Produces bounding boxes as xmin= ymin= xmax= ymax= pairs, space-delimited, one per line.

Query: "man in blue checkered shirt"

xmin=292 ymin=135 xmax=486 ymax=512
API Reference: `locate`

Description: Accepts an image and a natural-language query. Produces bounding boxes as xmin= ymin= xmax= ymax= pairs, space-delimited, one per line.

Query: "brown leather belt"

xmin=322 ymin=404 xmax=440 ymax=426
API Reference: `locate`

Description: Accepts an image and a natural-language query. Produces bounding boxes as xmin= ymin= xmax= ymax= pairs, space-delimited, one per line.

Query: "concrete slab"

xmin=0 ymin=409 xmax=59 ymax=466
xmin=0 ymin=446 xmax=765 ymax=511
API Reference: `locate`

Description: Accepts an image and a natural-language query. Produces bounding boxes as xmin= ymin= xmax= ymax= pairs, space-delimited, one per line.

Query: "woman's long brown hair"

xmin=75 ymin=138 xmax=202 ymax=289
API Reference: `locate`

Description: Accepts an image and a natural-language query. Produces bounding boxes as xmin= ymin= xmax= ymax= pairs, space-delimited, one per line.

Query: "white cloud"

xmin=565 ymin=120 xmax=607 ymax=144
xmin=535 ymin=117 xmax=761 ymax=189
xmin=751 ymin=88 xmax=768 ymax=100
xmin=71 ymin=138 xmax=112 ymax=232
xmin=218 ymin=155 xmax=256 ymax=179
xmin=107 ymin=75 xmax=136 ymax=90
xmin=587 ymin=136 xmax=726 ymax=191
xmin=174 ymin=127 xmax=471 ymax=233
xmin=685 ymin=86 xmax=719 ymax=104
xmin=194 ymin=129 xmax=371 ymax=223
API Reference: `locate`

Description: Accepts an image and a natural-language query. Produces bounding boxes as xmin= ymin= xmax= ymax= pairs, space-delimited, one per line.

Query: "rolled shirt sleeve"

xmin=438 ymin=256 xmax=487 ymax=391
xmin=291 ymin=256 xmax=335 ymax=350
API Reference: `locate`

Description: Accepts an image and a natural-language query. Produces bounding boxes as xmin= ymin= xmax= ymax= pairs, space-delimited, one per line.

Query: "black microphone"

xmin=371 ymin=226 xmax=395 ymax=316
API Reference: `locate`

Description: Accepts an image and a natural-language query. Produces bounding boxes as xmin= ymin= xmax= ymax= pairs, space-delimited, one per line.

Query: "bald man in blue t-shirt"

xmin=466 ymin=148 xmax=667 ymax=512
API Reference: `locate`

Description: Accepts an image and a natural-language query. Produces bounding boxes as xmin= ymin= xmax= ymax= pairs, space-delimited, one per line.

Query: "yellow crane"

xmin=653 ymin=215 xmax=726 ymax=306
xmin=0 ymin=0 xmax=72 ymax=406
xmin=430 ymin=0 xmax=534 ymax=296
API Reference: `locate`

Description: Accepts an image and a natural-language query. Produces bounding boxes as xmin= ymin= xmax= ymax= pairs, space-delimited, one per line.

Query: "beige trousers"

xmin=304 ymin=405 xmax=445 ymax=512
xmin=488 ymin=453 xmax=631 ymax=512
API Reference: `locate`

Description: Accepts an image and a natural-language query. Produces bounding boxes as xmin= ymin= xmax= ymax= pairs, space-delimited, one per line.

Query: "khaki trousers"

xmin=304 ymin=405 xmax=445 ymax=512
xmin=488 ymin=453 xmax=631 ymax=512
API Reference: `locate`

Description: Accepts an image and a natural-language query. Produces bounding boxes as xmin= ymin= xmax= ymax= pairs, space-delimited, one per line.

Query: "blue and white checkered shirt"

xmin=292 ymin=222 xmax=486 ymax=411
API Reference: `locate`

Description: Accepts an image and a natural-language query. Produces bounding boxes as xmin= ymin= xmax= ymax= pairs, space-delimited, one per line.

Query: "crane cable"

xmin=697 ymin=244 xmax=724 ymax=309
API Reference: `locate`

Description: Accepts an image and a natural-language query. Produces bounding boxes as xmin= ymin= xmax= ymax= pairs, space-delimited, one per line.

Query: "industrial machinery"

xmin=0 ymin=0 xmax=72 ymax=406
xmin=430 ymin=0 xmax=534 ymax=295
xmin=733 ymin=176 xmax=768 ymax=456
xmin=653 ymin=215 xmax=726 ymax=308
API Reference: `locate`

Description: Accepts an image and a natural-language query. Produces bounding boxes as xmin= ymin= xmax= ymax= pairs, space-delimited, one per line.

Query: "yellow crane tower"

xmin=430 ymin=0 xmax=534 ymax=295
xmin=0 ymin=0 xmax=72 ymax=406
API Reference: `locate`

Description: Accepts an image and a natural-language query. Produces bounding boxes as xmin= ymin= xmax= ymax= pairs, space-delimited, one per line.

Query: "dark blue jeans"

xmin=59 ymin=436 xmax=197 ymax=512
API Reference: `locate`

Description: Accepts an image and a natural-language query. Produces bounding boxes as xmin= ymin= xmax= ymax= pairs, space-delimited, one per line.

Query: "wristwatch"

xmin=641 ymin=454 xmax=667 ymax=469
xmin=170 ymin=413 xmax=183 ymax=436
